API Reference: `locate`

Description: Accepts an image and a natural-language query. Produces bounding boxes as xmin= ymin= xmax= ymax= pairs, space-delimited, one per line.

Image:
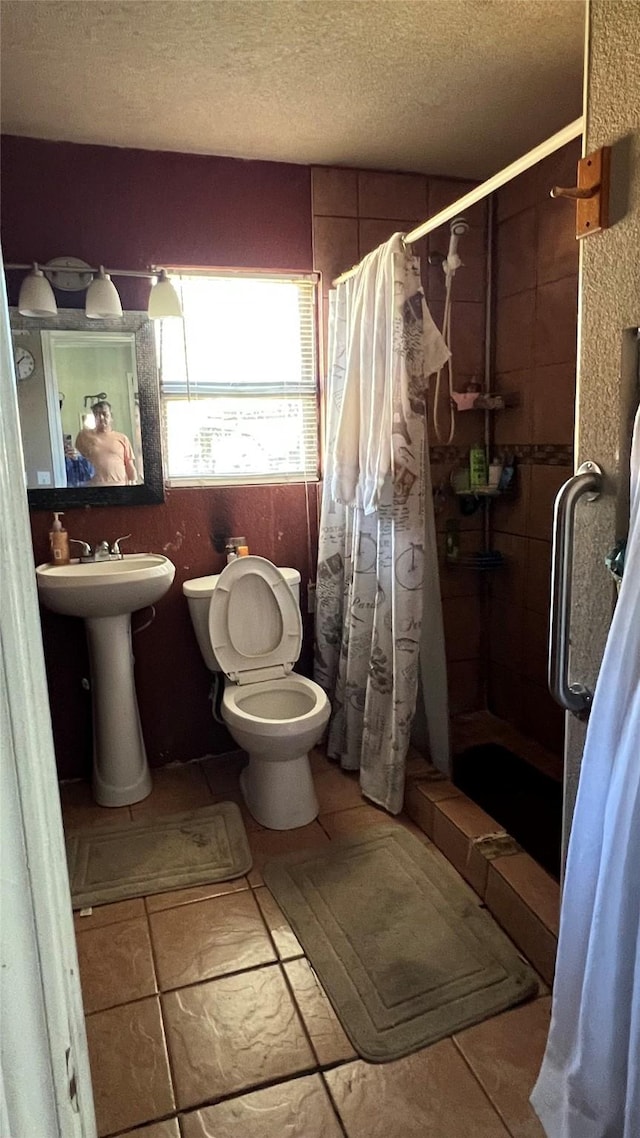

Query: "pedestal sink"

xmin=36 ymin=554 xmax=176 ymax=807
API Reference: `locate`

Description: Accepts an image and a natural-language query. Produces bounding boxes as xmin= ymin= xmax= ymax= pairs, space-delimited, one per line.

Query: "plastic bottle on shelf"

xmin=469 ymin=444 xmax=488 ymax=490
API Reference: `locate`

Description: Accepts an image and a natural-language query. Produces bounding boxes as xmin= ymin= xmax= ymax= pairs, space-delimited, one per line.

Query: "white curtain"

xmin=314 ymin=234 xmax=450 ymax=814
xmin=531 ymin=404 xmax=640 ymax=1137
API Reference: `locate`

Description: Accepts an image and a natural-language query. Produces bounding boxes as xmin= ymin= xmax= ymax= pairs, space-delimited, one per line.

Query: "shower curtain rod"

xmin=332 ymin=116 xmax=584 ymax=286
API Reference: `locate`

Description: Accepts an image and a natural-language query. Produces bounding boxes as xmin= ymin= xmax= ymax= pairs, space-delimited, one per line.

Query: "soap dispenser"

xmin=49 ymin=512 xmax=70 ymax=565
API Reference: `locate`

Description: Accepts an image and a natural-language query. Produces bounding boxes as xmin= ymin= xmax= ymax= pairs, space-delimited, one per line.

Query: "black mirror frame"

xmin=11 ymin=309 xmax=166 ymax=509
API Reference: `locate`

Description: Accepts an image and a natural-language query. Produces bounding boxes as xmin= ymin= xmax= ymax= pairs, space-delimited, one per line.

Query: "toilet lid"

xmin=208 ymin=556 xmax=302 ymax=684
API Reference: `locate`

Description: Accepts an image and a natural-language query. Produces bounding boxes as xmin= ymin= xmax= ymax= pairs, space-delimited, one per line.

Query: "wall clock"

xmin=14 ymin=345 xmax=35 ymax=380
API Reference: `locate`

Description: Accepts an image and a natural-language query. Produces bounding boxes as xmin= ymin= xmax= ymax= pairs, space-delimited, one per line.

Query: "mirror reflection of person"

xmin=75 ymin=400 xmax=137 ymax=486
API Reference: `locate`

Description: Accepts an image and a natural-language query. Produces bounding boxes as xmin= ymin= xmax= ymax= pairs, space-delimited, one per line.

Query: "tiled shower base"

xmin=60 ymin=739 xmax=559 ymax=1138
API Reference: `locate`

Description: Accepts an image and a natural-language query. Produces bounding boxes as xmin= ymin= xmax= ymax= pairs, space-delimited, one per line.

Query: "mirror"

xmin=11 ymin=309 xmax=164 ymax=508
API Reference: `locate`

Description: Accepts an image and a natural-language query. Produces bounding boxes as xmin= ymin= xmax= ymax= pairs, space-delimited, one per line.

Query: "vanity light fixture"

xmin=17 ymin=263 xmax=58 ymax=318
xmin=7 ymin=257 xmax=183 ymax=320
xmin=85 ymin=266 xmax=123 ymax=319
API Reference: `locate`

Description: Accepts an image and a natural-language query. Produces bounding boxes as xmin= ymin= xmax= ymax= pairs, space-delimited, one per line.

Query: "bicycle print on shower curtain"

xmin=314 ymin=234 xmax=450 ymax=813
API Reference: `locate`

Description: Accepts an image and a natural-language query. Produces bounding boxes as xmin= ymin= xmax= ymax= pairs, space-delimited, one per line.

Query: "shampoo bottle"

xmin=49 ymin=512 xmax=70 ymax=565
xmin=469 ymin=444 xmax=488 ymax=490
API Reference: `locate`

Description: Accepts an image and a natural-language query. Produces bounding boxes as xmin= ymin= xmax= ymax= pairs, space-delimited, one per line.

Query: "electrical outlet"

xmin=307 ymin=581 xmax=316 ymax=614
xmin=37 ymin=470 xmax=52 ymax=485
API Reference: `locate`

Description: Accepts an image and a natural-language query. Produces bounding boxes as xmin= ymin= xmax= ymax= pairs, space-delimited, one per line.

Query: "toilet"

xmin=183 ymin=556 xmax=330 ymax=830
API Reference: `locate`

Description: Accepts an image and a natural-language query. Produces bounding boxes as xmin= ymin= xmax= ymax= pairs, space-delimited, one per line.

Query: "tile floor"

xmin=62 ymin=746 xmax=554 ymax=1138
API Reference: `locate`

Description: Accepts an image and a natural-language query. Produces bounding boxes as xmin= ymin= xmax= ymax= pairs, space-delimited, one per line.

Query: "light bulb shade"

xmin=85 ymin=267 xmax=123 ymax=319
xmin=18 ymin=265 xmax=58 ymax=317
xmin=148 ymin=271 xmax=182 ymax=319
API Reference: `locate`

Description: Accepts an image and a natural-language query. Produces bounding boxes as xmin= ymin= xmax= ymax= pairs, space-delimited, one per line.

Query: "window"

xmin=158 ymin=271 xmax=319 ymax=485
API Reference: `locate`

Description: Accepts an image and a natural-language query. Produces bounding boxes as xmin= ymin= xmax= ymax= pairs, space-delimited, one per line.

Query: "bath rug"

xmin=67 ymin=802 xmax=252 ymax=908
xmin=264 ymin=825 xmax=538 ymax=1062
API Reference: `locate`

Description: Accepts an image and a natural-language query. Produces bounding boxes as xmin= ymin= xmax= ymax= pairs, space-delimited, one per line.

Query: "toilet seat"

xmin=222 ymin=674 xmax=328 ymax=736
xmin=208 ymin=556 xmax=302 ymax=684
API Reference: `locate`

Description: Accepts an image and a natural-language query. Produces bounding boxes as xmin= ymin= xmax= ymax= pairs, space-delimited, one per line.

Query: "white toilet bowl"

xmin=183 ymin=557 xmax=331 ymax=830
xmin=223 ymin=674 xmax=329 ymax=829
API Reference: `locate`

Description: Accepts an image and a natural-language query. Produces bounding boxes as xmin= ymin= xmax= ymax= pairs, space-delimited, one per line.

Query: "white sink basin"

xmin=36 ymin=553 xmax=176 ymax=618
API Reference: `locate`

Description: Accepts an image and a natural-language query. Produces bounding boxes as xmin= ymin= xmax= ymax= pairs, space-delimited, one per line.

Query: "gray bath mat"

xmin=67 ymin=802 xmax=252 ymax=908
xmin=264 ymin=826 xmax=538 ymax=1061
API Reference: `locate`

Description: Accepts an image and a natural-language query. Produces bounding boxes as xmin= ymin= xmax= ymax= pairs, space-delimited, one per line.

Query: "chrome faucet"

xmin=70 ymin=535 xmax=131 ymax=563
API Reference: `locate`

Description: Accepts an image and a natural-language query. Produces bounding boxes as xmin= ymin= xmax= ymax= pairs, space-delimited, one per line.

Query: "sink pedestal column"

xmin=85 ymin=614 xmax=152 ymax=807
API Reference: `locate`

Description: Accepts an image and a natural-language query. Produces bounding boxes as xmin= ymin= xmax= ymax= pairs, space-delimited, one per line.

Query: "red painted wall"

xmin=2 ymin=136 xmax=316 ymax=780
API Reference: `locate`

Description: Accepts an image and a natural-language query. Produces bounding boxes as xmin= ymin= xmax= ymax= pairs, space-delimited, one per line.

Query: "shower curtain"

xmin=531 ymin=404 xmax=640 ymax=1137
xmin=314 ymin=234 xmax=450 ymax=814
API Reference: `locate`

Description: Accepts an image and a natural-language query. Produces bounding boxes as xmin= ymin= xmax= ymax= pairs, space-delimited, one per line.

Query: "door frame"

xmin=0 ymin=256 xmax=96 ymax=1137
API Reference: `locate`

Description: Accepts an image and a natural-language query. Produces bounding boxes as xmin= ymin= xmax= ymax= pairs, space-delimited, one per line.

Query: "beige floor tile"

xmin=320 ymin=804 xmax=429 ymax=845
xmin=314 ymin=765 xmax=365 ymax=813
xmin=325 ymin=1039 xmax=511 ymax=1137
xmin=491 ymin=853 xmax=560 ymax=934
xmin=284 ymin=958 xmax=356 ymax=1066
xmin=130 ymin=764 xmax=211 ymax=820
xmin=247 ymin=822 xmax=331 ymax=887
xmin=455 ymin=997 xmax=551 ymax=1138
xmin=149 ymin=891 xmax=276 ymax=990
xmin=201 ymin=752 xmax=248 ymax=795
xmin=210 ymin=790 xmax=264 ymax=832
xmin=319 ymin=803 xmax=394 ymax=837
xmin=60 ymin=781 xmax=132 ymax=832
xmin=181 ymin=1073 xmax=344 ymax=1138
xmin=162 ymin=965 xmax=315 ymax=1108
xmin=73 ymin=897 xmax=146 ymax=931
xmin=254 ymin=887 xmax=304 ymax=959
xmin=119 ymin=1121 xmax=181 ymax=1138
xmin=86 ymin=997 xmax=175 ymax=1136
xmin=77 ymin=916 xmax=157 ymax=1013
xmin=145 ymin=877 xmax=248 ymax=914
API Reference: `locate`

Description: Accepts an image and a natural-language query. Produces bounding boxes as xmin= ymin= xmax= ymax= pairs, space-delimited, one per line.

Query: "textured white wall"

xmin=564 ymin=0 xmax=640 ymax=842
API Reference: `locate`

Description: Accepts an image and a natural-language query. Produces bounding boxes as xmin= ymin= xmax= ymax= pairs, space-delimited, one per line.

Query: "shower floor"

xmin=453 ymin=743 xmax=562 ymax=879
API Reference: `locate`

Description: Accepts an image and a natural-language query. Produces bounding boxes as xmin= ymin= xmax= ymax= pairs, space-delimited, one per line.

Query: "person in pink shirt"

xmin=75 ymin=400 xmax=137 ymax=486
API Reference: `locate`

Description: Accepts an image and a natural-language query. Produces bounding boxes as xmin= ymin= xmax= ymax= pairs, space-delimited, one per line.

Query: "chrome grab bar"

xmin=549 ymin=460 xmax=603 ymax=717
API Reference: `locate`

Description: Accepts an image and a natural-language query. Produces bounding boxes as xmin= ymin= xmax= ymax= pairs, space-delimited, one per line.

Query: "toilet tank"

xmin=183 ymin=566 xmax=301 ymax=673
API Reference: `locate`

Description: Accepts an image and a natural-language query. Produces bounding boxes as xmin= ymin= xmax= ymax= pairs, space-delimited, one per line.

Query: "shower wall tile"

xmin=426 ymin=252 xmax=486 ymax=304
xmin=492 ymin=464 xmax=531 ymax=538
xmin=488 ymin=664 xmax=524 ymax=727
xmin=520 ymin=682 xmax=565 ymax=756
xmin=442 ymin=595 xmax=482 ymax=662
xmin=495 ymin=288 xmax=536 ymax=373
xmin=493 ymin=369 xmax=533 ymax=445
xmin=311 ymin=167 xmax=358 ymax=217
xmin=531 ymin=363 xmax=576 ymax=445
xmin=358 ymin=217 xmax=418 ymax=259
xmin=527 ymin=464 xmax=571 ymax=541
xmin=521 ymin=607 xmax=549 ymax=686
xmin=496 ymin=207 xmax=537 ymax=298
xmin=357 ymin=170 xmax=427 ymax=219
xmin=537 ymin=195 xmax=580 ymax=285
xmin=525 ymin=538 xmax=552 ymax=616
xmin=312 ymin=215 xmax=359 ymax=289
xmin=428 ymin=299 xmax=485 ymax=379
xmin=428 ymin=176 xmax=488 ymax=233
xmin=496 ymin=164 xmax=538 ymax=222
xmin=448 ymin=660 xmax=483 ymax=716
xmin=534 ymin=276 xmax=579 ymax=367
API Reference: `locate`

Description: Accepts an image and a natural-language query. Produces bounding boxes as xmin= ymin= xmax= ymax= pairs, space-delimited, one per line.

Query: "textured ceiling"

xmin=0 ymin=0 xmax=585 ymax=178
